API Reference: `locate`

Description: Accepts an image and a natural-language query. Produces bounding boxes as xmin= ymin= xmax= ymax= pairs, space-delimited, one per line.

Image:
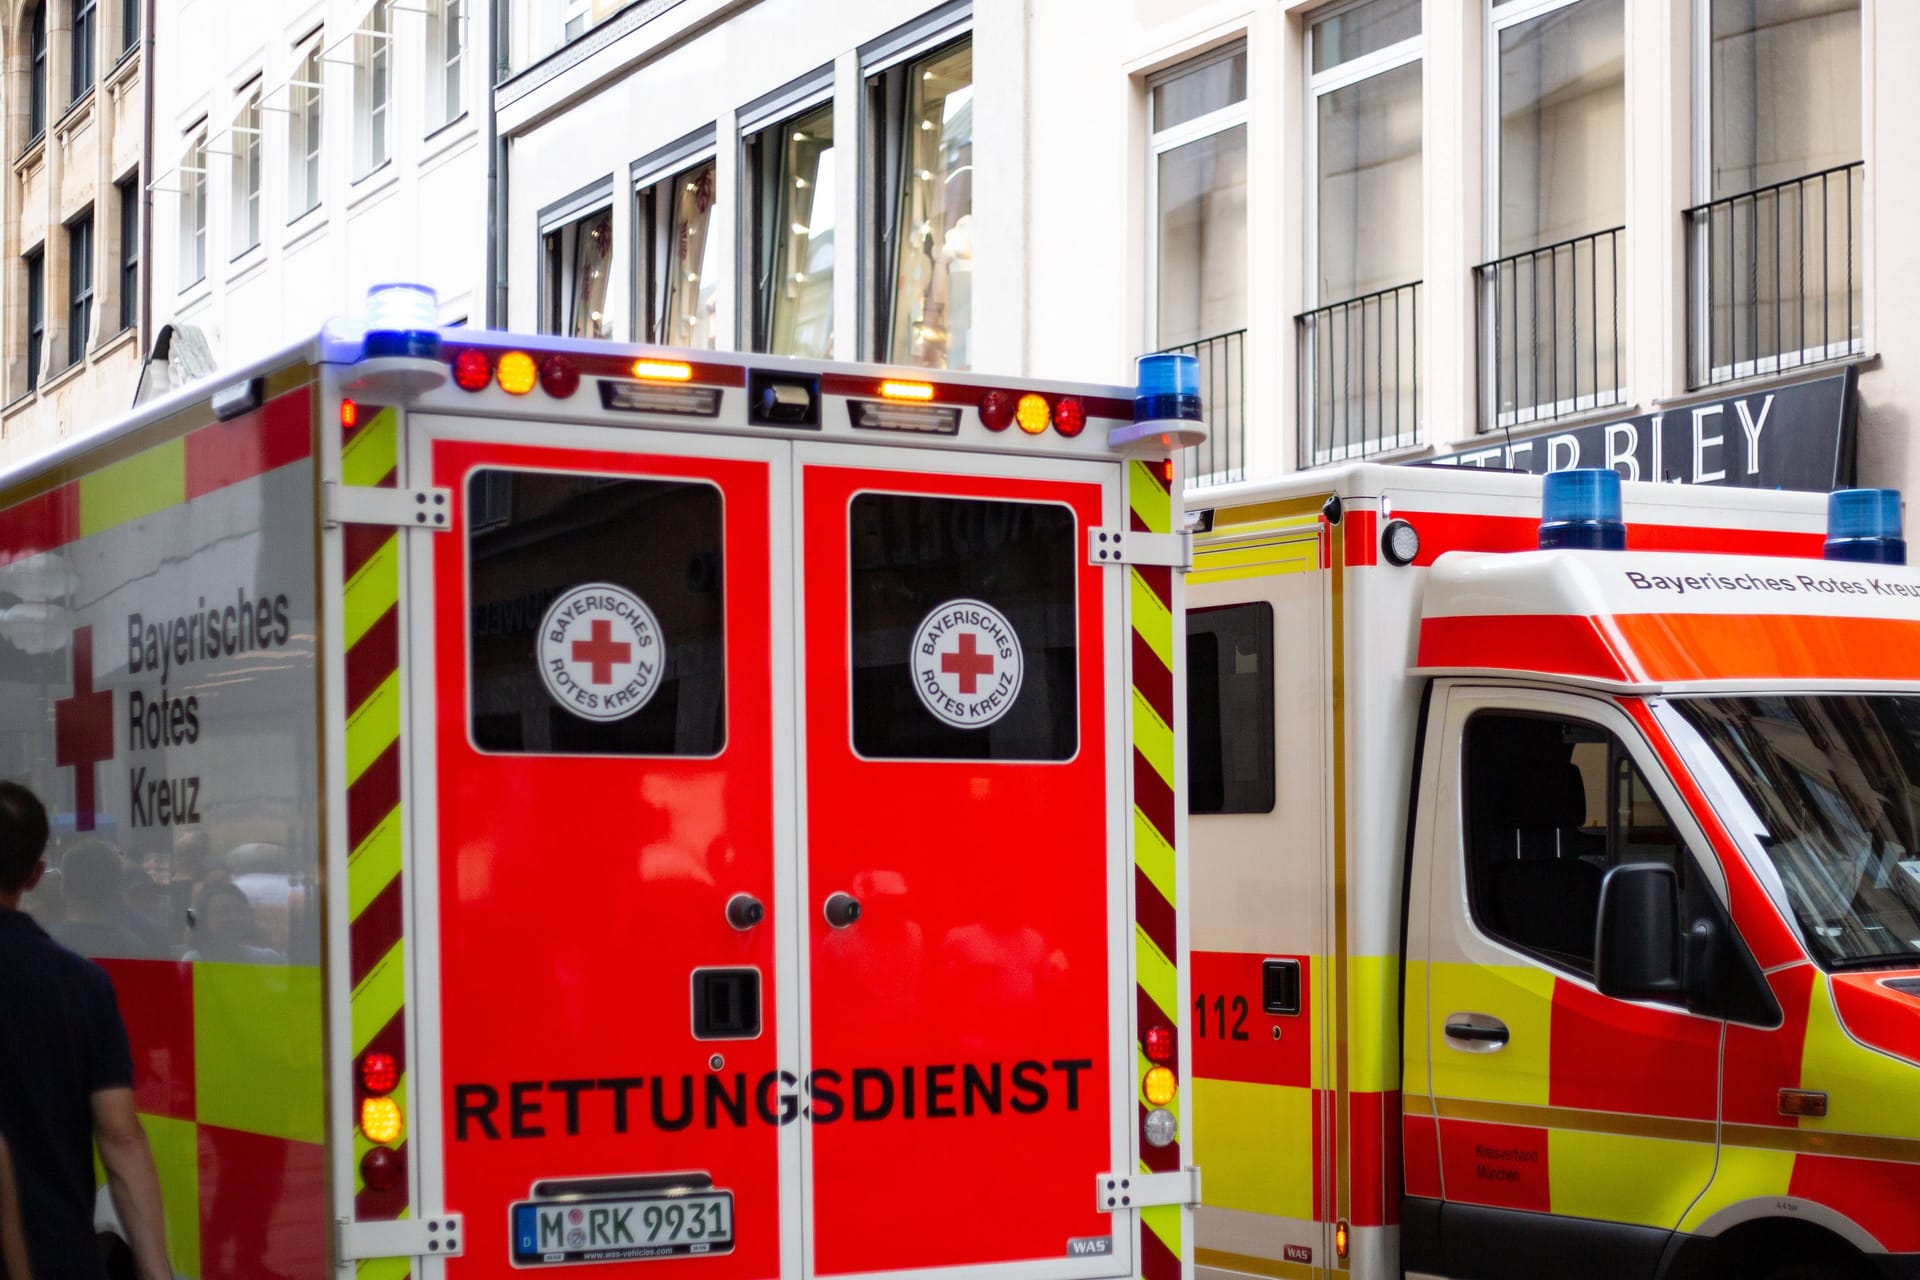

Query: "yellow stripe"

xmin=1133 ymin=687 xmax=1174 ymax=789
xmin=1345 ymin=955 xmax=1396 ymax=1094
xmin=142 ymin=1115 xmax=202 ymax=1279
xmin=352 ymin=940 xmax=406 ymax=1055
xmin=1193 ymin=538 xmax=1321 ymax=577
xmin=348 ymin=806 xmax=404 ymax=917
xmin=342 ymin=406 xmax=399 ymax=486
xmin=343 ymin=536 xmax=400 ymax=649
xmin=1432 ymin=1095 xmax=1718 ymax=1145
xmin=79 ymin=438 xmax=187 ymax=536
xmin=1195 ymin=1247 xmax=1316 ymax=1280
xmin=1136 ymin=922 xmax=1177 ymax=1023
xmin=357 ymin=1255 xmax=413 ymax=1280
xmin=1720 ymin=1122 xmax=1920 ymax=1163
xmin=1131 ymin=569 xmax=1174 ymax=670
xmin=346 ymin=670 xmax=403 ymax=784
xmin=1191 ymin=561 xmax=1318 ymax=586
xmin=1207 ymin=494 xmax=1332 ymax=530
xmin=1129 ymin=459 xmax=1171 ymax=533
xmin=1142 ymin=1203 xmax=1183 ymax=1263
xmin=1135 ymin=808 xmax=1175 ymax=906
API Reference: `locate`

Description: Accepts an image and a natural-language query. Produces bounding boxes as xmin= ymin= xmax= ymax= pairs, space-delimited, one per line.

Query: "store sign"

xmin=1429 ymin=367 xmax=1857 ymax=492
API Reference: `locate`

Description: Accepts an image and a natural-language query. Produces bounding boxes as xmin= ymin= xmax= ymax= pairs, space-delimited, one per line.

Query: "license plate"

xmin=511 ymin=1190 xmax=734 ymax=1265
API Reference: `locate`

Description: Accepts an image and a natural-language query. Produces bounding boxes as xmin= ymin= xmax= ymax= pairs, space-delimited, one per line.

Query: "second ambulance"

xmin=1185 ymin=464 xmax=1920 ymax=1280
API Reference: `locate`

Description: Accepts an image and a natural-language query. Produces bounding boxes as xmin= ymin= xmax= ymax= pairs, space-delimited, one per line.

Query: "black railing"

xmin=1476 ymin=226 xmax=1624 ymax=431
xmin=1296 ymin=282 xmax=1420 ymax=467
xmin=1686 ymin=161 xmax=1863 ymax=390
xmin=1159 ymin=328 xmax=1245 ymax=487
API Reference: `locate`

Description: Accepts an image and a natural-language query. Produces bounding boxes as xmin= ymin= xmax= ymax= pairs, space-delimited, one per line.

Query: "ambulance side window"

xmin=466 ymin=469 xmax=726 ymax=756
xmin=849 ymin=493 xmax=1078 ymax=761
xmin=1187 ymin=602 xmax=1275 ymax=814
xmin=1462 ymin=711 xmax=1689 ymax=977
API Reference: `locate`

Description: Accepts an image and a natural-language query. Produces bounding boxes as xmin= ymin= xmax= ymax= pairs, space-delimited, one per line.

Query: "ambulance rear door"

xmin=793 ymin=442 xmax=1133 ymax=1280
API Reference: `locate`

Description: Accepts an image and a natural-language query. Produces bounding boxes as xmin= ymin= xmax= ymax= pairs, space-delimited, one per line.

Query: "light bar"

xmin=880 ymin=380 xmax=935 ymax=401
xmin=1539 ymin=468 xmax=1625 ymax=551
xmin=632 ymin=359 xmax=694 ymax=382
xmin=599 ymin=380 xmax=722 ymax=418
xmin=848 ymin=399 xmax=961 ymax=436
xmin=1825 ymin=488 xmax=1906 ymax=564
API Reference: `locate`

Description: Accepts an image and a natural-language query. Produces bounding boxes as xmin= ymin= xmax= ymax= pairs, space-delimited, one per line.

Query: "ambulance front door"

xmin=793 ymin=447 xmax=1130 ymax=1280
xmin=418 ymin=425 xmax=797 ymax=1280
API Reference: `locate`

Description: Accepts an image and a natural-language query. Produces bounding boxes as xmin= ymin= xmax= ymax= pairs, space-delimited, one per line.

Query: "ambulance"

xmin=1184 ymin=464 xmax=1920 ymax=1280
xmin=1 ymin=285 xmax=1205 ymax=1280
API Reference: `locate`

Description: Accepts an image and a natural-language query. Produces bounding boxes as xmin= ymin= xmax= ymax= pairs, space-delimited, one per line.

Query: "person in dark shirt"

xmin=0 ymin=783 xmax=169 ymax=1280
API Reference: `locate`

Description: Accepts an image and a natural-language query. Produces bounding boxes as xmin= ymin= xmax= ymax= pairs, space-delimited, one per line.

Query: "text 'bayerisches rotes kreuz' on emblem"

xmin=910 ymin=598 xmax=1023 ymax=729
xmin=537 ymin=583 xmax=664 ymax=722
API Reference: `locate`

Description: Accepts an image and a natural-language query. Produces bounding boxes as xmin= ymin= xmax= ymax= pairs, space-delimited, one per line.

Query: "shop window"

xmin=542 ymin=206 xmax=612 ymax=338
xmin=1187 ymin=601 xmax=1274 ymax=814
xmin=636 ymin=157 xmax=719 ymax=346
xmin=744 ymin=98 xmax=835 ymax=358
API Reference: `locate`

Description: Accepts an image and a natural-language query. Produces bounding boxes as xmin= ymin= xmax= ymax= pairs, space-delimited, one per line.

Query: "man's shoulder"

xmin=1 ymin=915 xmax=120 ymax=994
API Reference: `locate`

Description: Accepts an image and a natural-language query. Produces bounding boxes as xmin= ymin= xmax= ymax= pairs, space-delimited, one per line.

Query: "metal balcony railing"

xmin=1686 ymin=161 xmax=1864 ymax=390
xmin=1296 ymin=282 xmax=1420 ymax=467
xmin=1157 ymin=328 xmax=1245 ymax=488
xmin=1476 ymin=226 xmax=1625 ymax=431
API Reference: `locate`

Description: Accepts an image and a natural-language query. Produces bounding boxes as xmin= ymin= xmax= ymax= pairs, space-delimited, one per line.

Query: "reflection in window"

xmin=542 ymin=208 xmax=612 ymax=338
xmin=747 ymin=101 xmax=835 ymax=357
xmin=467 ymin=470 xmax=726 ymax=757
xmin=879 ymin=39 xmax=972 ymax=369
xmin=665 ymin=162 xmax=719 ymax=348
xmin=1151 ymin=47 xmax=1247 ymax=350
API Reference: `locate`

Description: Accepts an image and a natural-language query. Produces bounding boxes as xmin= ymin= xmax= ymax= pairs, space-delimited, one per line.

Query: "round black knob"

xmin=726 ymin=893 xmax=765 ymax=930
xmin=823 ymin=892 xmax=862 ymax=929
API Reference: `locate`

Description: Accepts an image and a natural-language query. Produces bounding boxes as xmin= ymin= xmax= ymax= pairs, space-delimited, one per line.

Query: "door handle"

xmin=726 ymin=893 xmax=765 ymax=930
xmin=1443 ymin=1015 xmax=1510 ymax=1050
xmin=823 ymin=892 xmax=861 ymax=929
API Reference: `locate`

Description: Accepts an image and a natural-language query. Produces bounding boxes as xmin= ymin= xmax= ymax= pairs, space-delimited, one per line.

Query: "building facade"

xmin=145 ymin=0 xmax=488 ymax=376
xmin=1 ymin=0 xmax=144 ymax=463
xmin=494 ymin=0 xmax=1913 ymax=501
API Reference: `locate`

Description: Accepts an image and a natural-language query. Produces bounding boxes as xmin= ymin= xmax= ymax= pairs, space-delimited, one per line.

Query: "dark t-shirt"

xmin=0 ymin=907 xmax=135 ymax=1280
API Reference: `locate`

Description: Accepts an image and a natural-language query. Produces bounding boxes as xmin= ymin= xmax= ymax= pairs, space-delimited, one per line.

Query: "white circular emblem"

xmin=537 ymin=583 xmax=664 ymax=722
xmin=910 ymin=598 xmax=1024 ymax=730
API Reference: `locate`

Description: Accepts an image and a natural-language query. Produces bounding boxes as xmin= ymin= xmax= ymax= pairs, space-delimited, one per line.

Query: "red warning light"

xmin=539 ymin=355 xmax=580 ymax=399
xmin=451 ymin=347 xmax=492 ymax=392
xmin=1052 ymin=396 xmax=1087 ymax=437
xmin=361 ymin=1145 xmax=404 ymax=1191
xmin=359 ymin=1051 xmax=399 ymax=1096
xmin=339 ymin=398 xmax=359 ymax=429
xmin=1162 ymin=458 xmax=1176 ymax=485
xmin=979 ymin=390 xmax=1016 ymax=432
xmin=1144 ymin=1024 xmax=1175 ymax=1064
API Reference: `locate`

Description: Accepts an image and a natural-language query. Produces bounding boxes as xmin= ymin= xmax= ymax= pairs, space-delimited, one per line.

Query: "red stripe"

xmin=183 ymin=385 xmax=313 ymax=499
xmin=350 ymin=875 xmax=405 ymax=990
xmin=1348 ymin=1089 xmax=1399 ymax=1227
xmin=1132 ymin=746 xmax=1175 ymax=848
xmin=0 ymin=484 xmax=79 ymax=564
xmin=1140 ymin=1212 xmax=1181 ymax=1280
xmin=1132 ymin=631 xmax=1173 ymax=724
xmin=1418 ymin=613 xmax=1635 ymax=682
xmin=346 ymin=606 xmax=400 ymax=711
xmin=1344 ymin=508 xmax=1379 ymax=566
xmin=343 ymin=521 xmax=395 ymax=583
xmin=1134 ymin=561 xmax=1172 ymax=614
xmin=347 ymin=740 xmax=401 ymax=852
xmin=1135 ymin=867 xmax=1176 ymax=967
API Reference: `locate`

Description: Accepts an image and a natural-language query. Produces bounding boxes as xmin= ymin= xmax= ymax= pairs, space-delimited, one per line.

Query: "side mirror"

xmin=1595 ymin=862 xmax=1683 ymax=1001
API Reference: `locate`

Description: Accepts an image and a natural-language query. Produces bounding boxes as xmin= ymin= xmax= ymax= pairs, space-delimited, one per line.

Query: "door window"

xmin=848 ymin=492 xmax=1076 ymax=761
xmin=1461 ymin=711 xmax=1689 ymax=974
xmin=1187 ymin=600 xmax=1274 ymax=814
xmin=465 ymin=469 xmax=724 ymax=756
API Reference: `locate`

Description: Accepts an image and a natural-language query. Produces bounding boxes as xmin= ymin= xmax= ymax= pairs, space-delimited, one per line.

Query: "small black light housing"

xmin=748 ymin=370 xmax=820 ymax=429
xmin=1381 ymin=517 xmax=1420 ymax=566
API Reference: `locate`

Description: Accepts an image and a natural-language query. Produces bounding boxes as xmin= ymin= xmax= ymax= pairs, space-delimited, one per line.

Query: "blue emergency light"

xmin=1539 ymin=468 xmax=1626 ymax=551
xmin=363 ymin=282 xmax=443 ymax=360
xmin=1824 ymin=488 xmax=1907 ymax=564
xmin=1107 ymin=353 xmax=1209 ymax=455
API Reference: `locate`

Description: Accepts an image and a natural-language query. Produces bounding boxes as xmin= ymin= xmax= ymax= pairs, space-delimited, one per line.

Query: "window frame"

xmin=116 ymin=174 xmax=137 ymax=332
xmin=288 ymin=40 xmax=324 ymax=221
xmin=738 ymin=64 xmax=835 ymax=356
xmin=230 ymin=83 xmax=263 ymax=257
xmin=119 ymin=0 xmax=138 ymax=60
xmin=426 ymin=0 xmax=465 ymax=134
xmin=354 ymin=0 xmax=393 ymax=180
xmin=28 ymin=1 xmax=47 ymax=143
xmin=1185 ymin=598 xmax=1275 ymax=816
xmin=630 ymin=126 xmax=718 ymax=345
xmin=179 ymin=126 xmax=207 ymax=289
xmin=65 ymin=207 xmax=92 ymax=366
xmin=24 ymin=247 xmax=44 ymax=391
xmin=71 ymin=0 xmax=96 ymax=104
xmin=537 ymin=176 xmax=615 ymax=338
xmin=1145 ymin=39 xmax=1249 ymax=353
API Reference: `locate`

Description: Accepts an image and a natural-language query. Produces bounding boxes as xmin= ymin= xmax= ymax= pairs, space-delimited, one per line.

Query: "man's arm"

xmin=91 ymin=1087 xmax=169 ymax=1280
xmin=0 ymin=1134 xmax=32 ymax=1280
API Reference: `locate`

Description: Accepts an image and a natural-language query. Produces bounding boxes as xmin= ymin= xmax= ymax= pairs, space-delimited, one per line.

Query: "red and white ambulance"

xmin=1183 ymin=463 xmax=1920 ymax=1280
xmin=2 ymin=286 xmax=1203 ymax=1280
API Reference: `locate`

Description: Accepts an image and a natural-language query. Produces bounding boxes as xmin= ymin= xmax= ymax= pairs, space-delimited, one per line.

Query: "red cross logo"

xmin=572 ymin=618 xmax=633 ymax=686
xmin=940 ymin=632 xmax=997 ymax=694
xmin=54 ymin=626 xmax=113 ymax=833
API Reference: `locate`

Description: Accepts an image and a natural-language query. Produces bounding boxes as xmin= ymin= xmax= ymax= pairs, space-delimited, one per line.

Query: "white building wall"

xmin=149 ymin=0 xmax=488 ymax=366
xmin=498 ymin=0 xmax=1918 ymax=495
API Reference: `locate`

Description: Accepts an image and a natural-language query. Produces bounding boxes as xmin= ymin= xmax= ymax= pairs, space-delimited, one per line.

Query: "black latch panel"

xmin=1262 ymin=959 xmax=1301 ymax=1016
xmin=692 ymin=968 xmax=762 ymax=1039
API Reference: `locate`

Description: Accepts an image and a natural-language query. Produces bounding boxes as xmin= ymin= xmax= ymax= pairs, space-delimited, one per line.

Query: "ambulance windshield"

xmin=1673 ymin=695 xmax=1920 ymax=969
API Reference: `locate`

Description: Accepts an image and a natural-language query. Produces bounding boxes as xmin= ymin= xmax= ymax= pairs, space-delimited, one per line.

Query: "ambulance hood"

xmin=1831 ymin=972 xmax=1920 ymax=1069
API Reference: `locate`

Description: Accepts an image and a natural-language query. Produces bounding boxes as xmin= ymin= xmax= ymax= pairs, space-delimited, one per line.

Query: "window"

xmin=427 ymin=0 xmax=464 ymax=131
xmin=288 ymin=43 xmax=322 ymax=218
xmin=1300 ymin=0 xmax=1422 ymax=463
xmin=24 ymin=249 xmax=43 ymax=391
xmin=636 ymin=159 xmax=719 ymax=346
xmin=71 ymin=0 xmax=95 ymax=102
xmin=28 ymin=2 xmax=46 ymax=141
xmin=121 ymin=0 xmax=138 ymax=57
xmin=744 ymin=99 xmax=835 ymax=358
xmin=66 ymin=210 xmax=91 ymax=364
xmin=1689 ymin=0 xmax=1862 ymax=386
xmin=117 ymin=175 xmax=137 ymax=331
xmin=869 ymin=36 xmax=972 ymax=369
xmin=355 ymin=0 xmax=392 ymax=178
xmin=231 ymin=88 xmax=262 ymax=255
xmin=1150 ymin=46 xmax=1247 ymax=353
xmin=1462 ymin=712 xmax=1690 ymax=976
xmin=1480 ymin=0 xmax=1625 ymax=428
xmin=467 ymin=470 xmax=726 ymax=757
xmin=541 ymin=207 xmax=612 ymax=338
xmin=180 ymin=130 xmax=206 ymax=286
xmin=1187 ymin=601 xmax=1274 ymax=815
xmin=849 ymin=494 xmax=1077 ymax=762
xmin=560 ymin=0 xmax=590 ymax=44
